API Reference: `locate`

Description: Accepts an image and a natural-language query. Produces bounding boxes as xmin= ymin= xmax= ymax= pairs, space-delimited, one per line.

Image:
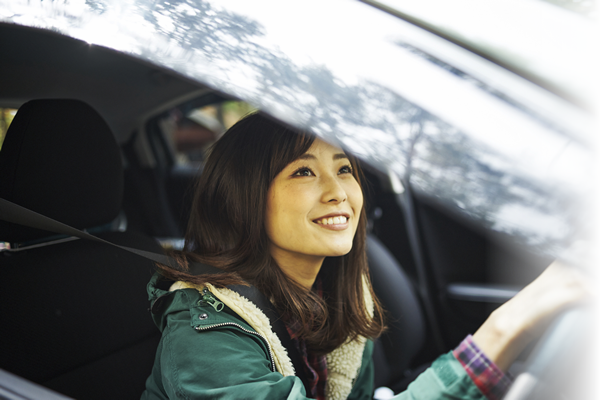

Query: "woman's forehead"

xmin=303 ymin=138 xmax=346 ymax=157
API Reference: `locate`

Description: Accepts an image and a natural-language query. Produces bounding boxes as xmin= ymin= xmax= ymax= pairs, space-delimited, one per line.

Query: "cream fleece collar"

xmin=170 ymin=280 xmax=373 ymax=400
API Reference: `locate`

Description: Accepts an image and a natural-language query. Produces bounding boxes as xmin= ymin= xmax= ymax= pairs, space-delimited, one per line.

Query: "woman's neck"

xmin=269 ymin=245 xmax=324 ymax=290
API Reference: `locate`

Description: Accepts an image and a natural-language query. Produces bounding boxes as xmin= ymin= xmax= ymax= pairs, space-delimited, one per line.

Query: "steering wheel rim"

xmin=503 ymin=307 xmax=594 ymax=400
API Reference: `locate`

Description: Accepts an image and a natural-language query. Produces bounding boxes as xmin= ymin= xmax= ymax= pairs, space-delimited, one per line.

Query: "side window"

xmin=159 ymin=101 xmax=256 ymax=167
xmin=0 ymin=108 xmax=17 ymax=250
xmin=0 ymin=108 xmax=18 ymax=151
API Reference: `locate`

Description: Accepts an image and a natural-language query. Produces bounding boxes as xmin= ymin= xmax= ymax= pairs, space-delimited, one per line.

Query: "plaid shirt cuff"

xmin=452 ymin=335 xmax=513 ymax=400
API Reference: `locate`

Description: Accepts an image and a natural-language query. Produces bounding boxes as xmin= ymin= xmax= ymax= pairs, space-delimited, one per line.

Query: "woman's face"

xmin=265 ymin=138 xmax=363 ymax=266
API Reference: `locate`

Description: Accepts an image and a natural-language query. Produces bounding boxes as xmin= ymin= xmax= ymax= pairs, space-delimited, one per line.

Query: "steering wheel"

xmin=504 ymin=240 xmax=600 ymax=400
xmin=503 ymin=306 xmax=594 ymax=400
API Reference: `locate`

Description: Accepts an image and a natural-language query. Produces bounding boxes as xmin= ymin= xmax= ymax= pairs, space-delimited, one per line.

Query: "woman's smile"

xmin=313 ymin=212 xmax=350 ymax=230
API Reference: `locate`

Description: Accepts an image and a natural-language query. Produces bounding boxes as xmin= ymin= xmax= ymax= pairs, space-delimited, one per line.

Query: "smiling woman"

xmin=144 ymin=113 xmax=384 ymax=400
xmin=142 ymin=113 xmax=588 ymax=400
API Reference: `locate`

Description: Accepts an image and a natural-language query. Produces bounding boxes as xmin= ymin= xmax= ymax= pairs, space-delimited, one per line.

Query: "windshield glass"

xmin=545 ymin=0 xmax=600 ymax=22
xmin=369 ymin=0 xmax=597 ymax=106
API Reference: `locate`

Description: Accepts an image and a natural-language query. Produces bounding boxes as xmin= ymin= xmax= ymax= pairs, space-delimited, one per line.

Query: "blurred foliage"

xmin=545 ymin=0 xmax=600 ymax=22
xmin=197 ymin=101 xmax=256 ymax=131
xmin=166 ymin=100 xmax=256 ymax=167
xmin=0 ymin=108 xmax=18 ymax=151
xmin=220 ymin=101 xmax=256 ymax=129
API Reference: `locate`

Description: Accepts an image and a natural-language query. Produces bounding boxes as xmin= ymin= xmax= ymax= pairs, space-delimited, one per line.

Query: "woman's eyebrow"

xmin=297 ymin=153 xmax=348 ymax=160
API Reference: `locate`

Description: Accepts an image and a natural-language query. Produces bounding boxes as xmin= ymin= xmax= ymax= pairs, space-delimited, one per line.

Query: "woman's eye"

xmin=339 ymin=165 xmax=353 ymax=175
xmin=292 ymin=167 xmax=314 ymax=177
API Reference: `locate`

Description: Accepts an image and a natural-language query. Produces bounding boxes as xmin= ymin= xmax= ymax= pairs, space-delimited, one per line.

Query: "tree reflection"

xmin=410 ymin=116 xmax=582 ymax=256
xmin=78 ymin=0 xmax=587 ymax=257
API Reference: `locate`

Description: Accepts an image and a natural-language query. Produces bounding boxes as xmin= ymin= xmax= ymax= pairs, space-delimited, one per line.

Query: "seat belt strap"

xmin=0 ymin=197 xmax=311 ymax=390
xmin=0 ymin=198 xmax=222 ymax=274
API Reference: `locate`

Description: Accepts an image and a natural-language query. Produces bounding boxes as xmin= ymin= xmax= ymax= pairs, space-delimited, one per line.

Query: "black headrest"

xmin=0 ymin=99 xmax=123 ymax=243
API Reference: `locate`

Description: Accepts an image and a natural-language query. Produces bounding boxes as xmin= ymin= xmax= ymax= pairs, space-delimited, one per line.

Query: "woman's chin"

xmin=322 ymin=245 xmax=353 ymax=257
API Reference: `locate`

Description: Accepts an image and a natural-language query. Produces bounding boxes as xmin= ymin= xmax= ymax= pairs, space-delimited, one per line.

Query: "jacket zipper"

xmin=198 ymin=288 xmax=276 ymax=373
xmin=195 ymin=322 xmax=277 ymax=372
xmin=201 ymin=288 xmax=224 ymax=312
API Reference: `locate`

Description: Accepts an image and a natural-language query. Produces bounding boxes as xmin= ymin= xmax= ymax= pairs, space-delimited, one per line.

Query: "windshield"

xmin=365 ymin=0 xmax=597 ymax=107
xmin=545 ymin=0 xmax=600 ymax=22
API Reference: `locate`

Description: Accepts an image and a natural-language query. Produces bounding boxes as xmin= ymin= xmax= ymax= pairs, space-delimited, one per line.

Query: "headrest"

xmin=0 ymin=99 xmax=123 ymax=243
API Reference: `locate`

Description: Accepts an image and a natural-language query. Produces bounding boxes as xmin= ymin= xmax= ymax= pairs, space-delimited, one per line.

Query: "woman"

xmin=142 ymin=113 xmax=587 ymax=400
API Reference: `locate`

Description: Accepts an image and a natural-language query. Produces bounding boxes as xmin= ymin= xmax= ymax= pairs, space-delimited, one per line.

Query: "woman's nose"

xmin=320 ymin=175 xmax=347 ymax=203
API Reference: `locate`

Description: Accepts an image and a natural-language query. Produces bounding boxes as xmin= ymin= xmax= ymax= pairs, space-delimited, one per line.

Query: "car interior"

xmin=0 ymin=21 xmax=549 ymax=399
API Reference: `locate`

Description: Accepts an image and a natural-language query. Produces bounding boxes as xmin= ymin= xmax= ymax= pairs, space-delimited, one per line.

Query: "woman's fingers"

xmin=506 ymin=261 xmax=591 ymax=338
xmin=472 ymin=261 xmax=592 ymax=371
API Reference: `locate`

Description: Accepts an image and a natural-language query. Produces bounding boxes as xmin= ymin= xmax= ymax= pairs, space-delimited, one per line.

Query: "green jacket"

xmin=141 ymin=274 xmax=486 ymax=400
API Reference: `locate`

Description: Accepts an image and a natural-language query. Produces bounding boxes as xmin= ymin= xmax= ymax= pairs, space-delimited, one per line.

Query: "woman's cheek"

xmin=349 ymin=181 xmax=364 ymax=211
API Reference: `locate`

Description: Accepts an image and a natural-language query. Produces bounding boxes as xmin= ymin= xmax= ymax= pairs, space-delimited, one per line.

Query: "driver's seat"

xmin=367 ymin=234 xmax=427 ymax=392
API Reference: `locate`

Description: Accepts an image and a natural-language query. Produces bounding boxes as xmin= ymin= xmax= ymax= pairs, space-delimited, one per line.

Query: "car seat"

xmin=0 ymin=99 xmax=163 ymax=399
xmin=367 ymin=234 xmax=428 ymax=393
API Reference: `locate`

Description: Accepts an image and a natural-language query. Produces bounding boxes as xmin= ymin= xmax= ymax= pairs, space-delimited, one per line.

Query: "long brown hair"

xmin=158 ymin=112 xmax=384 ymax=354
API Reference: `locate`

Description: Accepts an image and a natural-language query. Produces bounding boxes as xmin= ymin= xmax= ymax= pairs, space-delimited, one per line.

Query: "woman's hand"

xmin=472 ymin=261 xmax=592 ymax=371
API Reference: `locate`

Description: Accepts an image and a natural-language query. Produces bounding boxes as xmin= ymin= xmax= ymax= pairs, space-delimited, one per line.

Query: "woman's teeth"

xmin=316 ymin=216 xmax=348 ymax=225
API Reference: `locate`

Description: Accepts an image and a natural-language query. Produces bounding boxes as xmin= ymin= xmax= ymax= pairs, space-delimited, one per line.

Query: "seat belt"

xmin=0 ymin=197 xmax=310 ymax=391
xmin=0 ymin=198 xmax=214 ymax=272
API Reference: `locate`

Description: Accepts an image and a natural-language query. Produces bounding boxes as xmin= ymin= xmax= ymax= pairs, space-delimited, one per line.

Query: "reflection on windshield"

xmin=369 ymin=0 xmax=597 ymax=107
xmin=541 ymin=0 xmax=596 ymax=17
xmin=409 ymin=116 xmax=589 ymax=258
xmin=4 ymin=0 xmax=593 ymax=261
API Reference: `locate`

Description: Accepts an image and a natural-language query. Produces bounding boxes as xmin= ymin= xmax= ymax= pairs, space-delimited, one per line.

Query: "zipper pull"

xmin=202 ymin=289 xmax=224 ymax=312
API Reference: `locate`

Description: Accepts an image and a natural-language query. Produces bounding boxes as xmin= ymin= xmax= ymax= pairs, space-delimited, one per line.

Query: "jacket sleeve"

xmin=391 ymin=352 xmax=487 ymax=400
xmin=346 ymin=342 xmax=485 ymax=400
xmin=150 ymin=309 xmax=312 ymax=400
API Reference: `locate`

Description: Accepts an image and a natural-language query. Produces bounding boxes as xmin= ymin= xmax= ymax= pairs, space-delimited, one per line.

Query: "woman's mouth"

xmin=315 ymin=216 xmax=348 ymax=225
xmin=313 ymin=214 xmax=350 ymax=231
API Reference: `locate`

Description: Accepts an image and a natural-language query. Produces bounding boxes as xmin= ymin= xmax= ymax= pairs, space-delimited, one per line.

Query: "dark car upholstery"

xmin=0 ymin=99 xmax=162 ymax=399
xmin=368 ymin=234 xmax=427 ymax=391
